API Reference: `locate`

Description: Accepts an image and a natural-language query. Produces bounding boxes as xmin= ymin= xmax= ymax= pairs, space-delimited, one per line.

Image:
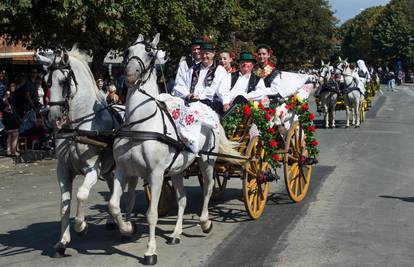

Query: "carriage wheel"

xmin=243 ymin=137 xmax=269 ymax=220
xmin=360 ymin=104 xmax=366 ymax=122
xmin=283 ymin=121 xmax=313 ymax=202
xmin=144 ymin=179 xmax=174 ymax=217
xmin=197 ymin=170 xmax=227 ymax=201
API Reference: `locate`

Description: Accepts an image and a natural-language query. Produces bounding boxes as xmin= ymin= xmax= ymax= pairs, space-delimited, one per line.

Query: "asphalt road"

xmin=1 ymin=84 xmax=413 ymax=267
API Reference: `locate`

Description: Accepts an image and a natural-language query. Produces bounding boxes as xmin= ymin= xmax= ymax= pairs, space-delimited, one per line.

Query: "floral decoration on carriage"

xmin=223 ymin=95 xmax=319 ymax=168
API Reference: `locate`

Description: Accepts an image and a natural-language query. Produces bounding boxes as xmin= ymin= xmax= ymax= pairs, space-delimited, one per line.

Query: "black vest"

xmin=231 ymin=72 xmax=261 ymax=93
xmin=263 ymin=69 xmax=282 ymax=87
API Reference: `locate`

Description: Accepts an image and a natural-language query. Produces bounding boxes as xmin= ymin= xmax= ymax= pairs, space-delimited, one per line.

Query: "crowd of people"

xmin=0 ymin=67 xmax=125 ymax=159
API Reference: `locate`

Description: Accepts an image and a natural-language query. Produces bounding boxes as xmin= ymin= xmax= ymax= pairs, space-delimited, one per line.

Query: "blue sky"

xmin=329 ymin=0 xmax=390 ymax=24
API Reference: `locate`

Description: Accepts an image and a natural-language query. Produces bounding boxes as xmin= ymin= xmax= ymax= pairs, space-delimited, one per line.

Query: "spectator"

xmin=23 ymin=69 xmax=39 ymax=112
xmin=0 ymin=70 xmax=7 ymax=99
xmin=2 ymin=83 xmax=20 ymax=157
xmin=387 ymin=69 xmax=396 ymax=92
xmin=13 ymin=73 xmax=27 ymax=117
xmin=36 ymin=76 xmax=45 ymax=107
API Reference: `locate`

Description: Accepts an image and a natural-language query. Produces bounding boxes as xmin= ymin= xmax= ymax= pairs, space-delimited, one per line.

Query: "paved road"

xmin=1 ymin=84 xmax=413 ymax=266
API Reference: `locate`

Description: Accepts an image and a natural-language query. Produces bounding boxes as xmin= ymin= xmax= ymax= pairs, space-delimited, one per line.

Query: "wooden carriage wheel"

xmin=197 ymin=170 xmax=228 ymax=201
xmin=360 ymin=103 xmax=366 ymax=122
xmin=283 ymin=121 xmax=313 ymax=202
xmin=144 ymin=179 xmax=174 ymax=217
xmin=243 ymin=136 xmax=269 ymax=220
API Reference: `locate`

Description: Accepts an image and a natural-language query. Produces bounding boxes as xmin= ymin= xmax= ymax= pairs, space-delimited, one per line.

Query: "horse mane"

xmin=68 ymin=48 xmax=107 ymax=105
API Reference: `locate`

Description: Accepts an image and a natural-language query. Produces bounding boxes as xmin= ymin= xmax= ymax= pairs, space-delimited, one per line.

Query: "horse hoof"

xmin=105 ymin=222 xmax=117 ymax=231
xmin=202 ymin=221 xmax=213 ymax=234
xmin=167 ymin=237 xmax=181 ymax=245
xmin=51 ymin=243 xmax=66 ymax=258
xmin=355 ymin=125 xmax=360 ymax=128
xmin=76 ymin=224 xmax=88 ymax=237
xmin=345 ymin=126 xmax=350 ymax=128
xmin=144 ymin=254 xmax=158 ymax=265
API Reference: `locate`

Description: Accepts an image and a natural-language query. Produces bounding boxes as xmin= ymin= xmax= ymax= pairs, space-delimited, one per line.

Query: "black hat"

xmin=200 ymin=42 xmax=216 ymax=51
xmin=190 ymin=37 xmax=204 ymax=46
xmin=238 ymin=52 xmax=256 ymax=62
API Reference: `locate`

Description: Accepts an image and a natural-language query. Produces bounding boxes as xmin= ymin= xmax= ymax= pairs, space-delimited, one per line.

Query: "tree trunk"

xmin=91 ymin=49 xmax=110 ymax=80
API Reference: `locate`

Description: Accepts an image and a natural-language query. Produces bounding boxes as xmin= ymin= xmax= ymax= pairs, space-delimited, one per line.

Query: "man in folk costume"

xmin=254 ymin=44 xmax=279 ymax=87
xmin=172 ymin=42 xmax=230 ymax=114
xmin=173 ymin=37 xmax=204 ymax=92
xmin=354 ymin=59 xmax=370 ymax=96
xmin=218 ymin=52 xmax=267 ymax=113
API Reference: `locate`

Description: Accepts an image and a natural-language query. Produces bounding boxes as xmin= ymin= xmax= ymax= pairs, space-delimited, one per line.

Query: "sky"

xmin=329 ymin=0 xmax=391 ymax=24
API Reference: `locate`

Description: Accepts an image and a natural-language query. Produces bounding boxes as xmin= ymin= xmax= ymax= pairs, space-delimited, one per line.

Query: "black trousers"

xmin=200 ymin=99 xmax=224 ymax=116
xmin=222 ymin=95 xmax=249 ymax=120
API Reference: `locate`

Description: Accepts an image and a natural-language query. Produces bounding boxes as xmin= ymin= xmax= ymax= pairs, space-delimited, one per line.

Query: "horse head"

xmin=335 ymin=57 xmax=350 ymax=76
xmin=43 ymin=49 xmax=79 ymax=127
xmin=124 ymin=33 xmax=167 ymax=87
xmin=319 ymin=61 xmax=332 ymax=83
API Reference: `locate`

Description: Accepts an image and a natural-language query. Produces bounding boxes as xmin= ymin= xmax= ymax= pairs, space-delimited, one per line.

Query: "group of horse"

xmin=35 ymin=34 xmax=245 ymax=265
xmin=317 ymin=57 xmax=373 ymax=129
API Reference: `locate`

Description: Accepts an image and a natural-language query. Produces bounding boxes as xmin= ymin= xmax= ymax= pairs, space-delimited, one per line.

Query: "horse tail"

xmin=217 ymin=124 xmax=246 ymax=165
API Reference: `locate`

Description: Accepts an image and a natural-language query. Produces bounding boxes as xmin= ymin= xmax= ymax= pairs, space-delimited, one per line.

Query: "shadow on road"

xmin=379 ymin=195 xmax=414 ymax=203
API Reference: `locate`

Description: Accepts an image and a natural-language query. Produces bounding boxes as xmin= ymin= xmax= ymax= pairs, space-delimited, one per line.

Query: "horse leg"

xmin=102 ymin=171 xmax=116 ymax=230
xmin=355 ymin=99 xmax=361 ymax=128
xmin=144 ymin=171 xmax=164 ymax=265
xmin=73 ymin=169 xmax=98 ymax=235
xmin=168 ymin=174 xmax=187 ymax=245
xmin=109 ymin=170 xmax=136 ymax=235
xmin=198 ymin=161 xmax=214 ymax=233
xmin=52 ymin=163 xmax=73 ymax=258
xmin=323 ymin=103 xmax=329 ymax=128
xmin=345 ymin=103 xmax=350 ymax=128
xmin=125 ymin=176 xmax=138 ymax=221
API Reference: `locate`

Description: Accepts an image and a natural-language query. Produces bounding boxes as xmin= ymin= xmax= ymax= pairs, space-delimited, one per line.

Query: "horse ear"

xmin=136 ymin=34 xmax=144 ymax=43
xmin=151 ymin=33 xmax=160 ymax=47
xmin=345 ymin=57 xmax=348 ymax=62
xmin=34 ymin=52 xmax=52 ymax=66
xmin=328 ymin=61 xmax=330 ymax=66
xmin=338 ymin=56 xmax=342 ymax=62
xmin=321 ymin=60 xmax=325 ymax=66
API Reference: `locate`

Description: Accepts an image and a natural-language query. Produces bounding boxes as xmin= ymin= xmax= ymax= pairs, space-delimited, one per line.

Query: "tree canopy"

xmin=1 ymin=0 xmax=337 ymax=75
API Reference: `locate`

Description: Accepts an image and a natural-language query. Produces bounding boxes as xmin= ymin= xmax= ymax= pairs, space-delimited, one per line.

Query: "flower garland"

xmin=284 ymin=96 xmax=319 ymax=158
xmin=223 ymin=97 xmax=319 ymax=168
xmin=223 ymin=101 xmax=284 ymax=168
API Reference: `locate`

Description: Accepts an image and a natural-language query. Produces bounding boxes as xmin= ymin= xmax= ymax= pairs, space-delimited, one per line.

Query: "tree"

xmin=250 ymin=0 xmax=338 ymax=69
xmin=339 ymin=6 xmax=384 ymax=64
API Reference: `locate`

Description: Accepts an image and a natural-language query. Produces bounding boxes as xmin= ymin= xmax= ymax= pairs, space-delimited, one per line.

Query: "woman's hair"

xmin=108 ymin=84 xmax=117 ymax=92
xmin=256 ymin=44 xmax=273 ymax=55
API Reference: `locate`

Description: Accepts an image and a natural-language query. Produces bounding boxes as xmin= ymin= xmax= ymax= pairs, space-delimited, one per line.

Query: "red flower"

xmin=309 ymin=125 xmax=316 ymax=132
xmin=302 ymin=103 xmax=309 ymax=111
xmin=265 ymin=113 xmax=271 ymax=121
xmin=243 ymin=105 xmax=251 ymax=117
xmin=311 ymin=140 xmax=318 ymax=146
xmin=269 ymin=127 xmax=276 ymax=135
xmin=272 ymin=154 xmax=279 ymax=161
xmin=185 ymin=114 xmax=194 ymax=125
xmin=286 ymin=102 xmax=295 ymax=111
xmin=269 ymin=140 xmax=278 ymax=148
xmin=268 ymin=108 xmax=276 ymax=115
xmin=258 ymin=102 xmax=264 ymax=109
xmin=171 ymin=109 xmax=180 ymax=120
xmin=308 ymin=113 xmax=315 ymax=121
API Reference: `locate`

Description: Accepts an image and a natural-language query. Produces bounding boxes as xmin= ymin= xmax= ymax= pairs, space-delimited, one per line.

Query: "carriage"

xmin=145 ymin=99 xmax=316 ymax=220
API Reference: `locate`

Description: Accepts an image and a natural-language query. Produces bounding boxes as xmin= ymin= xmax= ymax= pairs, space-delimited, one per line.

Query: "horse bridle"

xmin=47 ymin=57 xmax=78 ymax=114
xmin=124 ymin=40 xmax=159 ymax=86
xmin=320 ymin=65 xmax=331 ymax=82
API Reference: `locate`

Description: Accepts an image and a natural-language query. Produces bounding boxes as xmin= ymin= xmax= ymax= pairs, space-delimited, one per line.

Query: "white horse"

xmin=335 ymin=57 xmax=364 ymax=128
xmin=318 ymin=61 xmax=339 ymax=128
xmin=36 ymin=49 xmax=122 ymax=258
xmin=108 ymin=34 xmax=242 ymax=265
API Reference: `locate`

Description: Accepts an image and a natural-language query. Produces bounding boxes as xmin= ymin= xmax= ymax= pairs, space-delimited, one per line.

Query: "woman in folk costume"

xmin=172 ymin=42 xmax=230 ymax=115
xmin=218 ymin=52 xmax=267 ymax=114
xmin=254 ymin=44 xmax=279 ymax=87
xmin=219 ymin=49 xmax=237 ymax=74
xmin=354 ymin=59 xmax=370 ymax=96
